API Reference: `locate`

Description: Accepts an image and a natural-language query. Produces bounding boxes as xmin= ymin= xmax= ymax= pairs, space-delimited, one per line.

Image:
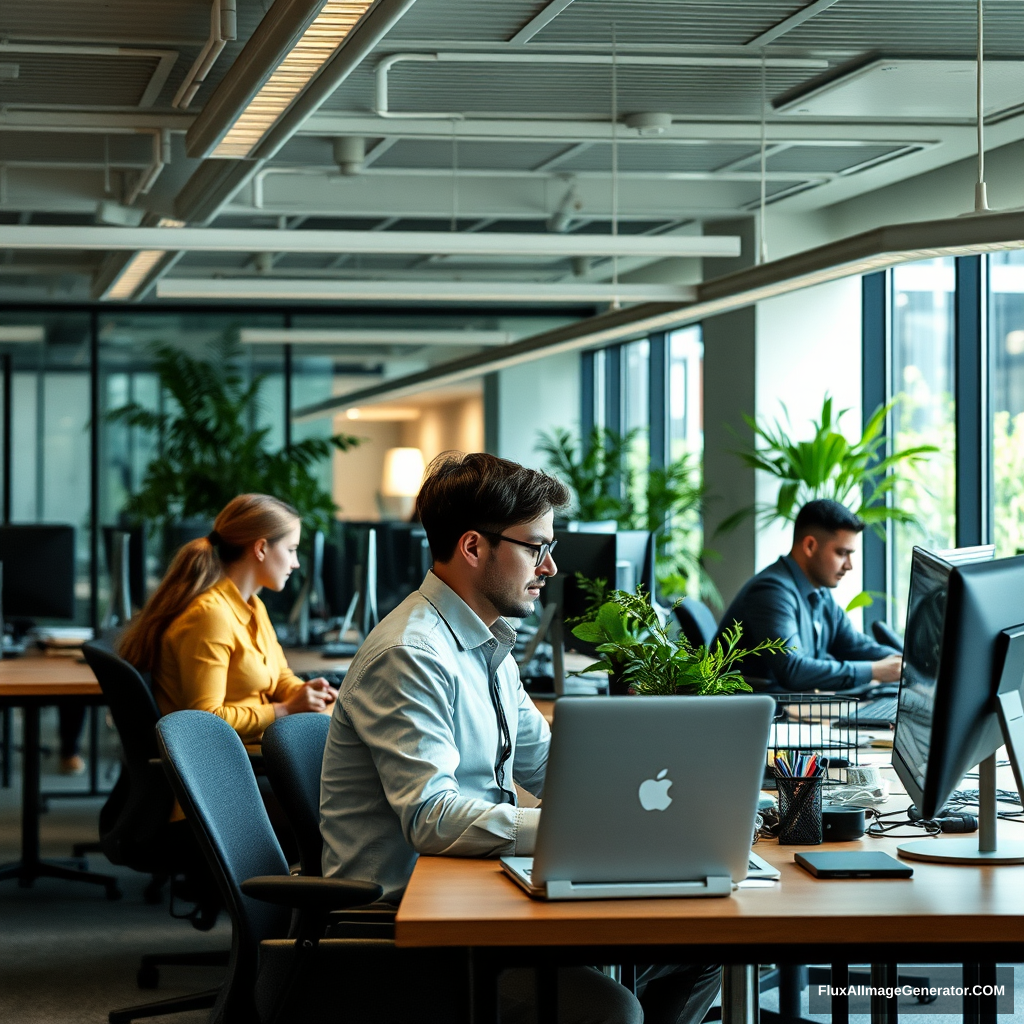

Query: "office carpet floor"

xmin=1 ymin=706 xmax=1022 ymax=1024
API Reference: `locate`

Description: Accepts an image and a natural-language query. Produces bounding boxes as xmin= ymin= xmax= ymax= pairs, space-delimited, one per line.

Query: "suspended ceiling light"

xmin=159 ymin=280 xmax=698 ymax=304
xmin=0 ymin=326 xmax=44 ymax=343
xmin=211 ymin=1 xmax=372 ymax=159
xmin=239 ymin=328 xmax=515 ymax=346
xmin=101 ymin=218 xmax=185 ymax=301
xmin=290 ymin=209 xmax=1024 ymax=420
xmin=2 ymin=226 xmax=741 ymax=261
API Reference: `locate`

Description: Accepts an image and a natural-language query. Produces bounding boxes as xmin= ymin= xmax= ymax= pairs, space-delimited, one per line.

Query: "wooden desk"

xmin=397 ymin=838 xmax=1024 ymax=1024
xmin=0 ymin=654 xmax=119 ymax=896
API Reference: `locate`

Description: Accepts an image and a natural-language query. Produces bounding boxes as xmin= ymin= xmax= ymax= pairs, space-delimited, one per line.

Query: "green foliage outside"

xmin=720 ymin=395 xmax=938 ymax=536
xmin=569 ymin=582 xmax=789 ymax=696
xmin=535 ymin=426 xmax=716 ymax=607
xmin=107 ymin=335 xmax=361 ymax=533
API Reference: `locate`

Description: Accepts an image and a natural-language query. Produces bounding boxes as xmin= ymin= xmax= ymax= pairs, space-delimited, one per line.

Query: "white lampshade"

xmin=380 ymin=447 xmax=426 ymax=498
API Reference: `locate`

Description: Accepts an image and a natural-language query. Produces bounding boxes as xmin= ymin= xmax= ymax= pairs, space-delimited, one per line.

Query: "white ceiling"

xmin=0 ymin=0 xmax=1020 ymax=313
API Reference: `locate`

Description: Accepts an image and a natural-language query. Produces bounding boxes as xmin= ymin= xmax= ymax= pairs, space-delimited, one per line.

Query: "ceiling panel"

xmin=784 ymin=0 xmax=1024 ymax=57
xmin=554 ymin=142 xmax=763 ymax=174
xmin=373 ymin=139 xmax=571 ymax=171
xmin=387 ymin=0 xmax=552 ymax=42
xmin=765 ymin=143 xmax=917 ymax=174
xmin=0 ymin=132 xmax=155 ymax=164
xmin=0 ymin=0 xmax=211 ymax=43
xmin=0 ymin=52 xmax=164 ymax=107
xmin=532 ymin=1 xmax=809 ymax=46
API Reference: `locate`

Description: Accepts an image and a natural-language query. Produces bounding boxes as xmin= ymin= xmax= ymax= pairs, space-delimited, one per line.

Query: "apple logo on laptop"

xmin=638 ymin=769 xmax=673 ymax=811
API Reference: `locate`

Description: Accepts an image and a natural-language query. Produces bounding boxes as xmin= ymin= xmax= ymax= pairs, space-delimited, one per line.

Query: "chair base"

xmin=0 ymin=856 xmax=121 ymax=899
xmin=137 ymin=949 xmax=230 ymax=989
xmin=109 ymin=987 xmax=219 ymax=1024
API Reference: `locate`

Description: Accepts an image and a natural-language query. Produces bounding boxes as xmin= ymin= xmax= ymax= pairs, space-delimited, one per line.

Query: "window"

xmin=889 ymin=258 xmax=956 ymax=625
xmin=988 ymin=251 xmax=1024 ymax=556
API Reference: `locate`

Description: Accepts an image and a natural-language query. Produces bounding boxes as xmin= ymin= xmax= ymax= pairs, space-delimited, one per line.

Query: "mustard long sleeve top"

xmin=153 ymin=575 xmax=306 ymax=746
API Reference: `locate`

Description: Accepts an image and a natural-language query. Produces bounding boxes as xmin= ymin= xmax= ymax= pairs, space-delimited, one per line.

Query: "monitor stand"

xmin=899 ymin=625 xmax=1024 ymax=865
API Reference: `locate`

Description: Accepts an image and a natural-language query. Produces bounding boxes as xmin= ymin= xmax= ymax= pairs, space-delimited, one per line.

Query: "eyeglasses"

xmin=477 ymin=530 xmax=557 ymax=568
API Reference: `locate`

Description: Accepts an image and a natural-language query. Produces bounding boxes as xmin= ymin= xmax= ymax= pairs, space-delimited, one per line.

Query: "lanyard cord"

xmin=489 ymin=673 xmax=515 ymax=804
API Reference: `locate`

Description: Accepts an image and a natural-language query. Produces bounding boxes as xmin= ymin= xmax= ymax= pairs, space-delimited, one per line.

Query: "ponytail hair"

xmin=119 ymin=494 xmax=300 ymax=671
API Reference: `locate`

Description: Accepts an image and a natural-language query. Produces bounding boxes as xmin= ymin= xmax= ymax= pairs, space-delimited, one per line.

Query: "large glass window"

xmin=622 ymin=339 xmax=649 ymax=514
xmin=889 ymin=258 xmax=956 ymax=625
xmin=668 ymin=327 xmax=703 ymax=464
xmin=988 ymin=251 xmax=1024 ymax=556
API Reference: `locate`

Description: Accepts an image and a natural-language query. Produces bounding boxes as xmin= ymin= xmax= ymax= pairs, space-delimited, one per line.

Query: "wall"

xmin=333 ymin=418 xmax=402 ymax=521
xmin=754 ymin=275 xmax=865 ymax=618
xmin=401 ymin=395 xmax=484 ymax=464
xmin=493 ymin=350 xmax=581 ymax=469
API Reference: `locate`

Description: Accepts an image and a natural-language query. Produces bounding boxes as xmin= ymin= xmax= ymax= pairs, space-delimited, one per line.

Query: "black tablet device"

xmin=794 ymin=851 xmax=913 ymax=879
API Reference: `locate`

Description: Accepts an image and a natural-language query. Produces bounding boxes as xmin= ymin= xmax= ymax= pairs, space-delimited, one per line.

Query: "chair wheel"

xmin=137 ymin=965 xmax=159 ymax=989
xmin=105 ymin=883 xmax=122 ymax=901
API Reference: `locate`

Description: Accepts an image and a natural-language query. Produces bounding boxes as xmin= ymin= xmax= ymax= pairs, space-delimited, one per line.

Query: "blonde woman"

xmin=120 ymin=494 xmax=336 ymax=744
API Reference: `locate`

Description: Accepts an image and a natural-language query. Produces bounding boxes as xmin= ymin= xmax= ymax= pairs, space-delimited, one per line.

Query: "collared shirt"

xmin=320 ymin=570 xmax=549 ymax=903
xmin=153 ymin=575 xmax=306 ymax=745
xmin=714 ymin=555 xmax=899 ymax=692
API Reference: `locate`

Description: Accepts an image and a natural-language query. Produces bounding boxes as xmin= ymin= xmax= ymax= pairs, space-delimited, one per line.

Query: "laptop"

xmin=501 ymin=694 xmax=776 ymax=900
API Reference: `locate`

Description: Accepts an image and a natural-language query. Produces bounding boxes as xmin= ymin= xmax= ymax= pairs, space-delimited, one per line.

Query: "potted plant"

xmin=569 ymin=582 xmax=788 ymax=696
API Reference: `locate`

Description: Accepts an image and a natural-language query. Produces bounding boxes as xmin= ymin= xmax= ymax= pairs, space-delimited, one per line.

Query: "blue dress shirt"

xmin=714 ymin=555 xmax=899 ymax=692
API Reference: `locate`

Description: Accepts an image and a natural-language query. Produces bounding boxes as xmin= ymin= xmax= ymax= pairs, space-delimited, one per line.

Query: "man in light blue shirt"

xmin=321 ymin=451 xmax=720 ymax=1024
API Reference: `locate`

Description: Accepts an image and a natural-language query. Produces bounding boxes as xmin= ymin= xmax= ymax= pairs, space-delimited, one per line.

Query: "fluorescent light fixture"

xmin=163 ymin=280 xmax=698 ymax=304
xmin=239 ymin=328 xmax=515 ymax=346
xmin=0 ymin=326 xmax=44 ymax=343
xmin=3 ymin=226 xmax=740 ymax=261
xmin=345 ymin=406 xmax=420 ymax=421
xmin=212 ymin=1 xmax=372 ymax=158
xmin=292 ymin=209 xmax=1024 ymax=420
xmin=101 ymin=218 xmax=186 ymax=301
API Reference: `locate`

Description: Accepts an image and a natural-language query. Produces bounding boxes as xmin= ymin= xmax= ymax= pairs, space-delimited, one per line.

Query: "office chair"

xmin=871 ymin=619 xmax=904 ymax=652
xmin=81 ymin=641 xmax=227 ymax=1023
xmin=674 ymin=597 xmax=718 ymax=649
xmin=261 ymin=714 xmax=330 ymax=877
xmin=156 ymin=710 xmax=466 ymax=1024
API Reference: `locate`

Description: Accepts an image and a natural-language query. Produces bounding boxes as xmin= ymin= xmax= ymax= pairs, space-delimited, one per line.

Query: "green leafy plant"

xmin=719 ymin=395 xmax=938 ymax=535
xmin=107 ymin=335 xmax=361 ymax=533
xmin=570 ymin=585 xmax=789 ymax=696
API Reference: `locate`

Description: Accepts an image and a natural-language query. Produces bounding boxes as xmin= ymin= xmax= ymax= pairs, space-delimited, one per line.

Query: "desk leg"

xmin=830 ymin=963 xmax=849 ymax=1024
xmin=964 ymin=962 xmax=998 ymax=1024
xmin=536 ymin=960 xmax=558 ymax=1024
xmin=469 ymin=948 xmax=499 ymax=1024
xmin=869 ymin=963 xmax=898 ymax=1024
xmin=0 ymin=704 xmax=120 ymax=898
xmin=722 ymin=966 xmax=759 ymax=1024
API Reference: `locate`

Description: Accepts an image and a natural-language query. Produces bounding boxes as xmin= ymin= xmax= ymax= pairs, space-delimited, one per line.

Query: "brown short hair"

xmin=416 ymin=451 xmax=570 ymax=563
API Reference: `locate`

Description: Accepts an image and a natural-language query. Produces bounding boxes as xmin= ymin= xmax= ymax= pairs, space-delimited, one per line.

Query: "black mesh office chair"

xmin=82 ymin=641 xmax=226 ymax=1023
xmin=674 ymin=597 xmax=718 ymax=649
xmin=156 ymin=710 xmax=465 ymax=1024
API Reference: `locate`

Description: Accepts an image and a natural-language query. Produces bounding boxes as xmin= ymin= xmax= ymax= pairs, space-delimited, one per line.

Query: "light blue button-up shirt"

xmin=320 ymin=571 xmax=549 ymax=902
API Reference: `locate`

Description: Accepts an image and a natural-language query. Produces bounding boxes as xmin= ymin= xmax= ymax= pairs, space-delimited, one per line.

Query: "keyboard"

xmin=297 ymin=669 xmax=348 ymax=689
xmin=834 ymin=696 xmax=898 ymax=729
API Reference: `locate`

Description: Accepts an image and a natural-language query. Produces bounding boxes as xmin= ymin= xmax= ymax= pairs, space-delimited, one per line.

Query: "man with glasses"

xmin=320 ymin=451 xmax=719 ymax=1024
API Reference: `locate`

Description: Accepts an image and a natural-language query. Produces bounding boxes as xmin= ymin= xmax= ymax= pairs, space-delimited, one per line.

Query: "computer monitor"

xmin=0 ymin=524 xmax=76 ymax=621
xmin=892 ymin=546 xmax=1024 ymax=864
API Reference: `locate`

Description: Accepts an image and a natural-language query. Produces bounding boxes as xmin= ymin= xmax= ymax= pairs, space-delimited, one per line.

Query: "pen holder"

xmin=775 ymin=774 xmax=824 ymax=845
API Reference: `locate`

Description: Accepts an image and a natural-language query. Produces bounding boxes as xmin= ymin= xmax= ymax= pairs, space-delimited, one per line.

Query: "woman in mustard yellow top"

xmin=119 ymin=493 xmax=336 ymax=742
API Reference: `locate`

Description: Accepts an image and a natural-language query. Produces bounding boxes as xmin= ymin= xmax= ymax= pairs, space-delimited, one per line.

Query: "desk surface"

xmin=0 ymin=654 xmax=99 ymax=697
xmin=395 ymin=836 xmax=1024 ymax=950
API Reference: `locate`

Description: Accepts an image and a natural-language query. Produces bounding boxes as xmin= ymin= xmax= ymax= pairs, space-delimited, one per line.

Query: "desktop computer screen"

xmin=0 ymin=524 xmax=76 ymax=620
xmin=893 ymin=547 xmax=1024 ymax=821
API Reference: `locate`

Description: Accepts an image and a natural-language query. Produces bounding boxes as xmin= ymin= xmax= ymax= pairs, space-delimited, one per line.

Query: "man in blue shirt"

xmin=716 ymin=499 xmax=902 ymax=692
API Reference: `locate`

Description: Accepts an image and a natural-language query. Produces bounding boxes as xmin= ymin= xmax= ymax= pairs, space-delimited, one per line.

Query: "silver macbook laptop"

xmin=501 ymin=695 xmax=776 ymax=900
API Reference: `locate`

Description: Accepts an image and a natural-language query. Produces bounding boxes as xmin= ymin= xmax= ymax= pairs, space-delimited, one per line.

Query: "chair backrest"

xmin=261 ymin=714 xmax=330 ymax=876
xmin=675 ymin=597 xmax=719 ymax=649
xmin=82 ymin=639 xmax=173 ymax=865
xmin=156 ymin=711 xmax=291 ymax=948
xmin=872 ymin=619 xmax=904 ymax=653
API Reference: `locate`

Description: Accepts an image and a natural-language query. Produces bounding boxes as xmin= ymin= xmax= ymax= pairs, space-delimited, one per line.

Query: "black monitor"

xmin=892 ymin=546 xmax=1024 ymax=864
xmin=0 ymin=524 xmax=76 ymax=620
